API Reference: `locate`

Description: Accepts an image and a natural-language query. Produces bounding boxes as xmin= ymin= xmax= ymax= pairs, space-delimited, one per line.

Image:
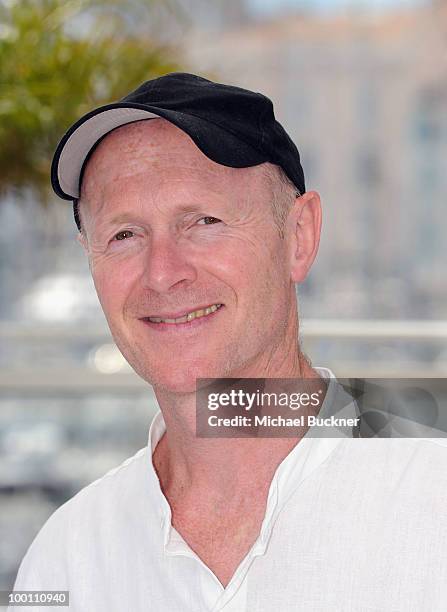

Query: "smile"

xmin=147 ymin=303 xmax=223 ymax=324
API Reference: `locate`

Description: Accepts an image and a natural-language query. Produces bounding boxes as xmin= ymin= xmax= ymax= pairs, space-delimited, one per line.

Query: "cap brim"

xmin=51 ymin=103 xmax=268 ymax=200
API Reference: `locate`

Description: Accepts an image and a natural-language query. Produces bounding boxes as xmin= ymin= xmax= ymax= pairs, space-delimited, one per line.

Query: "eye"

xmin=113 ymin=230 xmax=134 ymax=241
xmin=197 ymin=216 xmax=221 ymax=225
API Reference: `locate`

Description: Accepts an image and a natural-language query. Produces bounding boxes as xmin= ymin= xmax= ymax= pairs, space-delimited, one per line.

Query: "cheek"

xmin=208 ymin=235 xmax=290 ymax=313
xmin=209 ymin=230 xmax=282 ymax=277
xmin=91 ymin=259 xmax=139 ymax=317
xmin=230 ymin=234 xmax=288 ymax=289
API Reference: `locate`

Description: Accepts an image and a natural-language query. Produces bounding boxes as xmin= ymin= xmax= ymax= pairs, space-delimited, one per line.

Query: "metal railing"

xmin=1 ymin=319 xmax=446 ymax=390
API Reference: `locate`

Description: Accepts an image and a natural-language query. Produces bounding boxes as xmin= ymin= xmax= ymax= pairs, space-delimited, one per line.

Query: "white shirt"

xmin=10 ymin=368 xmax=447 ymax=611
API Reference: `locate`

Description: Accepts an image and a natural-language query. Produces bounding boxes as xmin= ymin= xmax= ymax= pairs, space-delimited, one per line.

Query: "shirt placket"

xmin=157 ymin=476 xmax=280 ymax=612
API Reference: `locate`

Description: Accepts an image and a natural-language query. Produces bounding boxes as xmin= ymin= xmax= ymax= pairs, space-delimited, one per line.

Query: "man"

xmin=10 ymin=73 xmax=447 ymax=611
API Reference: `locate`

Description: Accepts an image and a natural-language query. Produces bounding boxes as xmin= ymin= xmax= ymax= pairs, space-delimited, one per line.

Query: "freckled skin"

xmin=78 ymin=118 xmax=321 ymax=394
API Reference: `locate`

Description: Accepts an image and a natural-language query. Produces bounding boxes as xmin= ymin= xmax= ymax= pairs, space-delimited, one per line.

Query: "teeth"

xmin=149 ymin=304 xmax=222 ymax=324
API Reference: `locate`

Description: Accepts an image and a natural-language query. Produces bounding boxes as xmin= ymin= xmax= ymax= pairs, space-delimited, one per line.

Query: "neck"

xmin=152 ymin=318 xmax=328 ymax=507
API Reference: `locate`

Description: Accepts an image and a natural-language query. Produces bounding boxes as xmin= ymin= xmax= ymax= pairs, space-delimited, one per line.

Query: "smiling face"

xmin=78 ymin=119 xmax=318 ymax=393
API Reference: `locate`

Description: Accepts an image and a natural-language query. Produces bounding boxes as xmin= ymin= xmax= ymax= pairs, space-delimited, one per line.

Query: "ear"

xmin=286 ymin=190 xmax=322 ymax=284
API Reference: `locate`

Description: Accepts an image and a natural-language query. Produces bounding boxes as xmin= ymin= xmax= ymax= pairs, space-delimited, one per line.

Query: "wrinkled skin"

xmin=78 ymin=118 xmax=322 ymax=394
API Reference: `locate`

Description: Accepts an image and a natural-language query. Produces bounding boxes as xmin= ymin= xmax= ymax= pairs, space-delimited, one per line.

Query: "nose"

xmin=140 ymin=231 xmax=197 ymax=293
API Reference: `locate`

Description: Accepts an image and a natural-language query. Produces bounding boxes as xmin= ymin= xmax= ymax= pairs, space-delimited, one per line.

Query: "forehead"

xmin=81 ymin=118 xmax=266 ymax=203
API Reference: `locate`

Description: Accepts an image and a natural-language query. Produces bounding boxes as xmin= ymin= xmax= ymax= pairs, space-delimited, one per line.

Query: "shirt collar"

xmin=146 ymin=367 xmax=358 ymax=547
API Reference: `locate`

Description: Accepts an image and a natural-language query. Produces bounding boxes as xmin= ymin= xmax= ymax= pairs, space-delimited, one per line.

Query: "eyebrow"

xmin=92 ymin=213 xmax=139 ymax=232
xmin=90 ymin=213 xmax=142 ymax=238
xmin=107 ymin=213 xmax=140 ymax=225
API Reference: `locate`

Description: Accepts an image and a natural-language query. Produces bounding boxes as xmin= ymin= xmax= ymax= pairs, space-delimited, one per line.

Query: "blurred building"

xmin=184 ymin=2 xmax=447 ymax=319
xmin=0 ymin=3 xmax=444 ymax=323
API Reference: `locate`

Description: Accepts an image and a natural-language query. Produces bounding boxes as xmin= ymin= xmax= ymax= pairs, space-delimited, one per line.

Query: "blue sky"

xmin=247 ymin=0 xmax=428 ymax=16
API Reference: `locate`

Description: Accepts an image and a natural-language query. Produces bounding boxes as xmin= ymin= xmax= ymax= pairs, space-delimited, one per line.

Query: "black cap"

xmin=51 ymin=72 xmax=305 ymax=227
